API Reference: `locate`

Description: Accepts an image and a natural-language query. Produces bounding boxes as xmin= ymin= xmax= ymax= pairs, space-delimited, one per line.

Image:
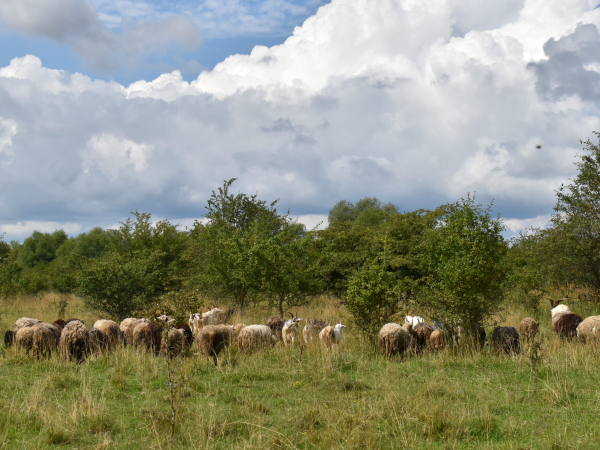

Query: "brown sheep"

xmin=52 ymin=319 xmax=67 ymax=329
xmin=303 ymin=318 xmax=328 ymax=344
xmin=197 ymin=324 xmax=234 ymax=365
xmin=132 ymin=320 xmax=151 ymax=349
xmin=60 ymin=320 xmax=90 ymax=363
xmin=429 ymin=329 xmax=446 ymax=351
xmin=576 ymin=316 xmax=600 ymax=343
xmin=411 ymin=323 xmax=433 ymax=354
xmin=145 ymin=322 xmax=161 ymax=355
xmin=93 ymin=320 xmax=122 ymax=349
xmin=266 ymin=316 xmax=284 ymax=340
xmin=124 ymin=318 xmax=150 ymax=346
xmin=378 ymin=323 xmax=411 ymax=359
xmin=32 ymin=322 xmax=62 ymax=359
xmin=88 ymin=328 xmax=109 ymax=354
xmin=161 ymin=328 xmax=186 ymax=356
xmin=15 ymin=327 xmax=35 ymax=354
xmin=177 ymin=323 xmax=194 ymax=347
xmin=490 ymin=327 xmax=521 ymax=355
xmin=554 ymin=313 xmax=583 ymax=339
xmin=120 ymin=318 xmax=137 ymax=345
xmin=519 ymin=317 xmax=540 ymax=344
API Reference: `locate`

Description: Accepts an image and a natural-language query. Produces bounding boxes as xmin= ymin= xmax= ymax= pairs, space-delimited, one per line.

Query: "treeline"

xmin=3 ymin=135 xmax=600 ymax=338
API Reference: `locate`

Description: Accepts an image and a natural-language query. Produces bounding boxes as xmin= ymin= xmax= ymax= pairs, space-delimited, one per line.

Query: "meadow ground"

xmin=1 ymin=294 xmax=600 ymax=449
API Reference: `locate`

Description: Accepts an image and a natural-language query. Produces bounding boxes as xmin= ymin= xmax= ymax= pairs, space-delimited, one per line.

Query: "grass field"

xmin=1 ymin=294 xmax=600 ymax=449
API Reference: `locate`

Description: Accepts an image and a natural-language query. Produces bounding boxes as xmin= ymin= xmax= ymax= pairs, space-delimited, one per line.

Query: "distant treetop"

xmin=328 ymin=197 xmax=399 ymax=226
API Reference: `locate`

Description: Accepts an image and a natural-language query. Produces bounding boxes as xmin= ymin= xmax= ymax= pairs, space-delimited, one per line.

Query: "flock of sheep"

xmin=2 ymin=308 xmax=347 ymax=364
xmin=3 ymin=298 xmax=599 ymax=364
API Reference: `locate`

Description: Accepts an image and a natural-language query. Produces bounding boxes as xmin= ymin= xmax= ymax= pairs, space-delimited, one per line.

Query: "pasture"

xmin=1 ymin=294 xmax=600 ymax=449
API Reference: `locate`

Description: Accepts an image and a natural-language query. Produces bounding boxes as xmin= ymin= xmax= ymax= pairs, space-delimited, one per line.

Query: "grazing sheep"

xmin=378 ymin=323 xmax=411 ymax=358
xmin=145 ymin=322 xmax=161 ymax=355
xmin=177 ymin=323 xmax=194 ymax=347
xmin=189 ymin=313 xmax=204 ymax=334
xmin=404 ymin=315 xmax=425 ymax=327
xmin=238 ymin=325 xmax=276 ymax=353
xmin=490 ymin=327 xmax=521 ymax=355
xmin=554 ymin=313 xmax=583 ymax=339
xmin=303 ymin=319 xmax=328 ymax=343
xmin=266 ymin=316 xmax=284 ymax=340
xmin=15 ymin=327 xmax=35 ymax=353
xmin=161 ymin=328 xmax=186 ymax=356
xmin=31 ymin=323 xmax=60 ymax=359
xmin=282 ymin=313 xmax=303 ymax=345
xmin=88 ymin=328 xmax=109 ymax=354
xmin=576 ymin=316 xmax=600 ymax=343
xmin=14 ymin=317 xmax=42 ymax=332
xmin=429 ymin=329 xmax=446 ymax=351
xmin=412 ymin=322 xmax=433 ymax=354
xmin=519 ymin=318 xmax=540 ymax=344
xmin=52 ymin=319 xmax=67 ymax=329
xmin=130 ymin=319 xmax=151 ymax=348
xmin=4 ymin=330 xmax=15 ymax=347
xmin=93 ymin=320 xmax=122 ymax=349
xmin=60 ymin=320 xmax=90 ymax=362
xmin=233 ymin=323 xmax=246 ymax=340
xmin=319 ymin=323 xmax=346 ymax=350
xmin=197 ymin=324 xmax=234 ymax=364
xmin=547 ymin=297 xmax=572 ymax=325
xmin=65 ymin=318 xmax=85 ymax=325
xmin=120 ymin=318 xmax=137 ymax=345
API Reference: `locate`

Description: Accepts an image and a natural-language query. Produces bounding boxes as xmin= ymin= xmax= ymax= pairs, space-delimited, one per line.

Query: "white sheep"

xmin=319 ymin=323 xmax=346 ymax=350
xmin=404 ymin=315 xmax=425 ymax=327
xmin=282 ymin=313 xmax=302 ymax=345
xmin=238 ymin=325 xmax=276 ymax=353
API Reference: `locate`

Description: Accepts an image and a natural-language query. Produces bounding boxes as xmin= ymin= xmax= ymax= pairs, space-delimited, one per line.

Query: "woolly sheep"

xmin=429 ymin=329 xmax=446 ymax=351
xmin=282 ymin=313 xmax=302 ymax=345
xmin=131 ymin=320 xmax=151 ymax=349
xmin=178 ymin=323 xmax=194 ymax=347
xmin=4 ymin=330 xmax=15 ymax=347
xmin=490 ymin=327 xmax=521 ymax=355
xmin=60 ymin=320 xmax=90 ymax=362
xmin=233 ymin=323 xmax=246 ymax=340
xmin=554 ymin=313 xmax=583 ymax=339
xmin=404 ymin=316 xmax=425 ymax=327
xmin=319 ymin=323 xmax=346 ymax=350
xmin=576 ymin=316 xmax=600 ymax=343
xmin=15 ymin=327 xmax=35 ymax=354
xmin=161 ymin=328 xmax=186 ymax=356
xmin=266 ymin=316 xmax=284 ymax=340
xmin=145 ymin=322 xmax=161 ymax=355
xmin=197 ymin=324 xmax=234 ymax=364
xmin=14 ymin=317 xmax=42 ymax=332
xmin=238 ymin=325 xmax=276 ymax=353
xmin=412 ymin=322 xmax=433 ymax=354
xmin=547 ymin=297 xmax=572 ymax=324
xmin=120 ymin=318 xmax=137 ymax=345
xmin=88 ymin=328 xmax=109 ymax=355
xmin=378 ymin=323 xmax=411 ymax=358
xmin=303 ymin=318 xmax=328 ymax=344
xmin=519 ymin=318 xmax=540 ymax=344
xmin=93 ymin=320 xmax=122 ymax=349
xmin=52 ymin=319 xmax=67 ymax=329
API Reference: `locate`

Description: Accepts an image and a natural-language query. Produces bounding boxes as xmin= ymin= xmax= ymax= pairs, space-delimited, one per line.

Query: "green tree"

xmin=188 ymin=179 xmax=285 ymax=308
xmin=543 ymin=132 xmax=600 ymax=299
xmin=77 ymin=212 xmax=189 ymax=320
xmin=422 ymin=195 xmax=507 ymax=338
xmin=252 ymin=221 xmax=320 ymax=316
xmin=328 ymin=197 xmax=398 ymax=225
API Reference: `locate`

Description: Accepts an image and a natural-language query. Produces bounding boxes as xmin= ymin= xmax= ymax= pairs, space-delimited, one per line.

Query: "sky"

xmin=0 ymin=0 xmax=599 ymax=241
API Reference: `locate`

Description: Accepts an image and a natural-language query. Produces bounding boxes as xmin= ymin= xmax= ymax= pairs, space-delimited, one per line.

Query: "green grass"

xmin=1 ymin=295 xmax=600 ymax=449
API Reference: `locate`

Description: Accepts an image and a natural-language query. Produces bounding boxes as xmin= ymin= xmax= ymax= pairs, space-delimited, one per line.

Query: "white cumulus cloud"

xmin=0 ymin=0 xmax=599 ymax=240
